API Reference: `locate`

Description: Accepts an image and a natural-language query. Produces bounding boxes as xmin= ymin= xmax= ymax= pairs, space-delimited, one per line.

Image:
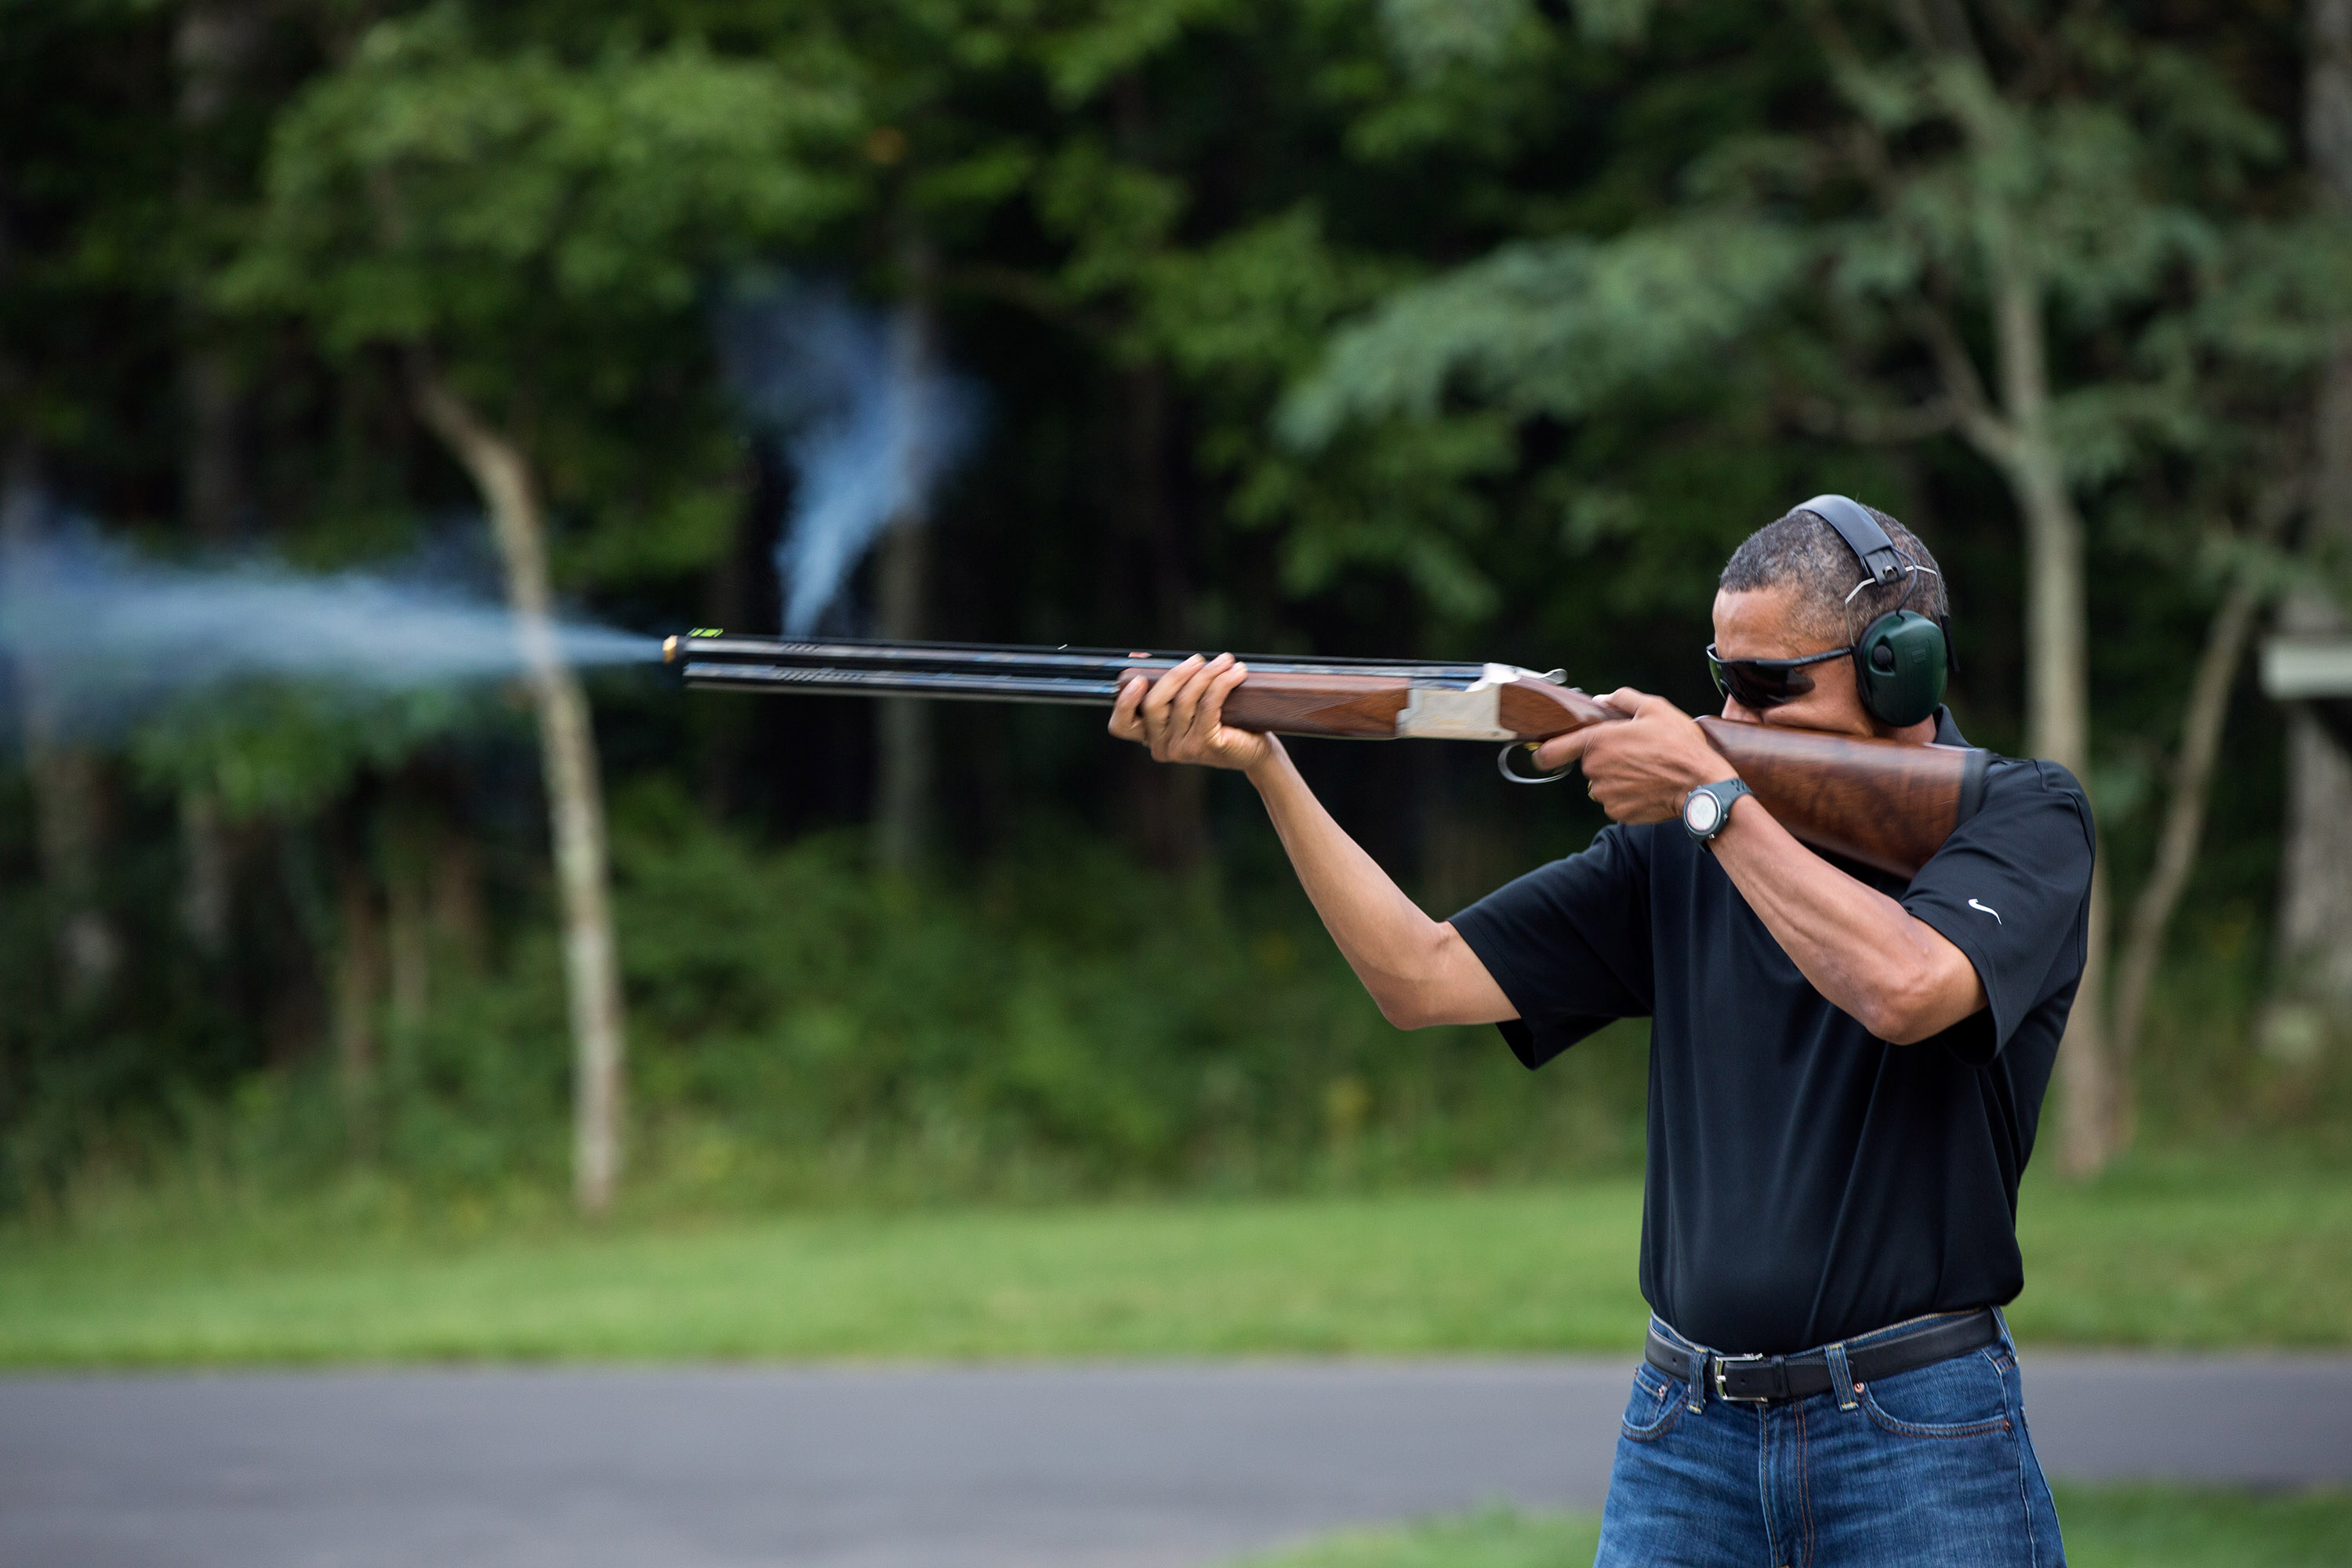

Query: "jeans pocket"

xmin=1857 ymin=1348 xmax=2014 ymax=1439
xmin=1621 ymin=1363 xmax=1684 ymax=1443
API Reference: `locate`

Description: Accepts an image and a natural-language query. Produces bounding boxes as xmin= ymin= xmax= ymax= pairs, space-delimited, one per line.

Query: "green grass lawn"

xmin=1231 ymin=1508 xmax=1603 ymax=1568
xmin=1 ymin=1158 xmax=2345 ymax=1365
xmin=1229 ymin=1488 xmax=2352 ymax=1568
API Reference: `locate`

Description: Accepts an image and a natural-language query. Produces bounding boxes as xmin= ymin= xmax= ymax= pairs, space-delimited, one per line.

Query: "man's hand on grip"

xmin=1534 ymin=688 xmax=1737 ymax=825
xmin=1109 ymin=653 xmax=1279 ymax=774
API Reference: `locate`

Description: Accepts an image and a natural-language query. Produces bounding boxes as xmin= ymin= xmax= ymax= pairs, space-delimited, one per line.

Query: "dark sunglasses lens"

xmin=1712 ymin=655 xmax=1812 ymax=709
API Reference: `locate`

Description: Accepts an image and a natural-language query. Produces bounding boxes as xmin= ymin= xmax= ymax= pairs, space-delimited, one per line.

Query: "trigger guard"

xmin=1497 ymin=742 xmax=1573 ymax=786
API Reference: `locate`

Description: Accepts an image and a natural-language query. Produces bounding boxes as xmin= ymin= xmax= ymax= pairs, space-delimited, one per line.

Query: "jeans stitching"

xmin=1857 ymin=1359 xmax=2013 ymax=1440
xmin=2002 ymin=1353 xmax=2040 ymax=1568
xmin=1610 ymin=1321 xmax=2052 ymax=1563
xmin=1623 ymin=1375 xmax=1685 ymax=1443
xmin=1824 ymin=1341 xmax=1860 ymax=1413
xmin=1796 ymin=1399 xmax=1816 ymax=1568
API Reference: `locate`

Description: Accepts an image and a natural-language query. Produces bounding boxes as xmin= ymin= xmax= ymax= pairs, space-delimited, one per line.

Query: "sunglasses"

xmin=1706 ymin=643 xmax=1853 ymax=710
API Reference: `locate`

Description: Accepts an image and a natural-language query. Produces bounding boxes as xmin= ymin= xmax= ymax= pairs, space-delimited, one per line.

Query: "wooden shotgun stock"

xmin=1205 ymin=667 xmax=1987 ymax=879
xmin=669 ymin=635 xmax=1991 ymax=879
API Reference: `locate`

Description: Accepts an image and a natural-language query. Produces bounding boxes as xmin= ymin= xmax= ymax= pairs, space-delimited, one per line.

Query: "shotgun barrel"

xmin=663 ymin=631 xmax=1616 ymax=739
xmin=675 ymin=632 xmax=1494 ymax=684
xmin=665 ymin=631 xmax=1988 ymax=877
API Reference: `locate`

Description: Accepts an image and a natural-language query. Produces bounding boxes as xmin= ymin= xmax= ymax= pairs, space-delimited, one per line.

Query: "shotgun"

xmin=666 ymin=632 xmax=1988 ymax=878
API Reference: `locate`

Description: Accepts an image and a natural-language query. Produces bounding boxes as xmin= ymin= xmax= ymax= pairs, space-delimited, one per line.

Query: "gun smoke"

xmin=0 ymin=509 xmax=653 ymax=742
xmin=716 ymin=277 xmax=980 ymax=636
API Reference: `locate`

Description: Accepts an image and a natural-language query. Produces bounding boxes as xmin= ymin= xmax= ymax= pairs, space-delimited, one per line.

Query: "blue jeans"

xmin=1595 ymin=1311 xmax=2066 ymax=1566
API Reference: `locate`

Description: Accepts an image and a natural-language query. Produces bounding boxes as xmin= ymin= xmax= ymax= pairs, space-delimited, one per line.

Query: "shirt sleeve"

xmin=1900 ymin=759 xmax=2096 ymax=1064
xmin=1447 ymin=825 xmax=1656 ymax=1069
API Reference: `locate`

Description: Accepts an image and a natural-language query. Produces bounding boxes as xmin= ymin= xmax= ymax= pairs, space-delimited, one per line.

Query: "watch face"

xmin=1683 ymin=790 xmax=1722 ymax=836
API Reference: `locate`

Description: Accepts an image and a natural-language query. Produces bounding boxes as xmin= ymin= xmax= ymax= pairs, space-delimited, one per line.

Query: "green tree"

xmin=1285 ymin=0 xmax=2318 ymax=1172
xmin=230 ymin=2 xmax=856 ymax=1209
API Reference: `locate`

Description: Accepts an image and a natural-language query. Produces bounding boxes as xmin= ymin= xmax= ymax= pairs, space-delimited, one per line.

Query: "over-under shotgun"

xmin=666 ymin=633 xmax=1987 ymax=878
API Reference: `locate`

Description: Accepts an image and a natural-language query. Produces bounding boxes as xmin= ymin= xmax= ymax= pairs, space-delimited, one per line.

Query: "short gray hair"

xmin=1719 ymin=502 xmax=1947 ymax=645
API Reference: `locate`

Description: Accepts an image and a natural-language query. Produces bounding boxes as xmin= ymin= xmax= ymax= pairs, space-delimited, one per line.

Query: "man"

xmin=1109 ymin=498 xmax=2090 ymax=1566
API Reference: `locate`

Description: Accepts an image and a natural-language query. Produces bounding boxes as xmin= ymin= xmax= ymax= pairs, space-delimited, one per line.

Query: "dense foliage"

xmin=0 ymin=0 xmax=2341 ymax=1215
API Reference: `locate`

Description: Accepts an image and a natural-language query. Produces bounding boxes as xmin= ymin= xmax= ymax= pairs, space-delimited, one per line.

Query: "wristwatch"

xmin=1681 ymin=779 xmax=1753 ymax=844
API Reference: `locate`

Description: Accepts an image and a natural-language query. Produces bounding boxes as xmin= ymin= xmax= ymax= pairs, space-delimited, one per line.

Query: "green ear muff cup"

xmin=1853 ymin=611 xmax=1948 ymax=728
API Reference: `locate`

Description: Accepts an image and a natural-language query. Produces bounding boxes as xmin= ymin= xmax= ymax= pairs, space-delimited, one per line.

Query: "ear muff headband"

xmin=1796 ymin=494 xmax=1907 ymax=588
xmin=1793 ymin=494 xmax=1952 ymax=728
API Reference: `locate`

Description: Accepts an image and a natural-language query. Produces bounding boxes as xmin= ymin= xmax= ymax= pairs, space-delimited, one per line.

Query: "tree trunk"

xmin=699 ymin=445 xmax=775 ymax=822
xmin=383 ymin=793 xmax=433 ymax=1033
xmin=179 ymin=791 xmax=234 ymax=958
xmin=30 ymin=747 xmax=120 ymax=1007
xmin=872 ymin=274 xmax=937 ymax=877
xmin=2276 ymin=0 xmax=2352 ymax=1023
xmin=173 ymin=8 xmax=252 ymax=463
xmin=409 ymin=363 xmax=627 ymax=1214
xmin=2314 ymin=0 xmax=2352 ymax=213
xmin=1 ymin=445 xmax=122 ymax=1007
xmin=873 ymin=517 xmax=934 ymax=874
xmin=331 ymin=833 xmax=383 ymax=1157
xmin=1120 ymin=360 xmax=1208 ymax=871
xmin=180 ymin=350 xmax=242 ymax=541
xmin=2019 ymin=464 xmax=2115 ymax=1176
xmin=2109 ymin=573 xmax=2263 ymax=1139
xmin=432 ymin=826 xmax=488 ymax=975
xmin=1105 ymin=72 xmax=1207 ymax=873
xmin=2275 ymin=702 xmax=2352 ymax=994
xmin=386 ymin=859 xmax=430 ymax=1033
xmin=174 ymin=0 xmax=262 ymax=959
xmin=1984 ymin=268 xmax=2119 ymax=1175
xmin=2274 ymin=375 xmax=2352 ymax=1011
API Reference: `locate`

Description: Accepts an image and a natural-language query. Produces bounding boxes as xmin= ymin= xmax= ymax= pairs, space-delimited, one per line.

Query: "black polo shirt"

xmin=1448 ymin=710 xmax=2093 ymax=1354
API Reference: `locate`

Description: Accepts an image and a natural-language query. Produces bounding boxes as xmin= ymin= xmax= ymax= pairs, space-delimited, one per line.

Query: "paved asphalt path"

xmin=5 ymin=1356 xmax=2349 ymax=1568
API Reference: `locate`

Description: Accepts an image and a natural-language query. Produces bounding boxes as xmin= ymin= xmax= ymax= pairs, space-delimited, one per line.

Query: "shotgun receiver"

xmin=666 ymin=633 xmax=1988 ymax=878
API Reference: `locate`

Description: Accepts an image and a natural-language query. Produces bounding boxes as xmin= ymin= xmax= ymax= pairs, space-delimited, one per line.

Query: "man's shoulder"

xmin=1936 ymin=709 xmax=2094 ymax=841
xmin=1909 ymin=750 xmax=2096 ymax=920
xmin=1976 ymin=755 xmax=2094 ymax=833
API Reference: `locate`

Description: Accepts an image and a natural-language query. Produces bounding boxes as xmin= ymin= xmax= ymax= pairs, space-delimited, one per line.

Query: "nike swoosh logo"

xmin=1969 ymin=898 xmax=2002 ymax=924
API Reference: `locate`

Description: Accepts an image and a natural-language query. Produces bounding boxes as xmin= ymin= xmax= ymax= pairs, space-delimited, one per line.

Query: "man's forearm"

xmin=1246 ymin=742 xmax=1515 ymax=1028
xmin=1709 ymin=797 xmax=1984 ymax=1044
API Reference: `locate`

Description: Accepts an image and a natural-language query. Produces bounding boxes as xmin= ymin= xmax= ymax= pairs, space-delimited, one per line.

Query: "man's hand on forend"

xmin=1109 ymin=652 xmax=1279 ymax=773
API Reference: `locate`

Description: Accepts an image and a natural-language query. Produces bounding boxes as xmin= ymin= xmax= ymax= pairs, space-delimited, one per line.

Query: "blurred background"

xmin=0 ymin=2 xmax=2347 ymax=1564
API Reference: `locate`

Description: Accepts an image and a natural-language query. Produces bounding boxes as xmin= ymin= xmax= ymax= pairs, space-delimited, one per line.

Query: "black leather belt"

xmin=1645 ymin=1308 xmax=2000 ymax=1406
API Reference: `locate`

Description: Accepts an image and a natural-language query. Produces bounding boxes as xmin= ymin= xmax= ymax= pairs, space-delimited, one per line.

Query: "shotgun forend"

xmin=666 ymin=631 xmax=1988 ymax=877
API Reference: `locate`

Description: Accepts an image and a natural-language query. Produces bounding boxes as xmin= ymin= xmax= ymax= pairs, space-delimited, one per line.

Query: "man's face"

xmin=1710 ymin=585 xmax=1877 ymax=738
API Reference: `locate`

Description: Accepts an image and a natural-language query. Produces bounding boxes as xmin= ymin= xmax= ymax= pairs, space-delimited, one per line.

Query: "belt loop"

xmin=1824 ymin=1339 xmax=1860 ymax=1412
xmin=1684 ymin=1346 xmax=1707 ymax=1414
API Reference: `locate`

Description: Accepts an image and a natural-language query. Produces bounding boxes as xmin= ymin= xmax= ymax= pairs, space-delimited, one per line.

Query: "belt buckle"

xmin=1713 ymin=1353 xmax=1771 ymax=1404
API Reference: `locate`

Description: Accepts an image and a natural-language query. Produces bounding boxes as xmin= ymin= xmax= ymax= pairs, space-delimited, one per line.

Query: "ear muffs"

xmin=1853 ymin=609 xmax=1949 ymax=728
xmin=1792 ymin=493 xmax=1955 ymax=729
